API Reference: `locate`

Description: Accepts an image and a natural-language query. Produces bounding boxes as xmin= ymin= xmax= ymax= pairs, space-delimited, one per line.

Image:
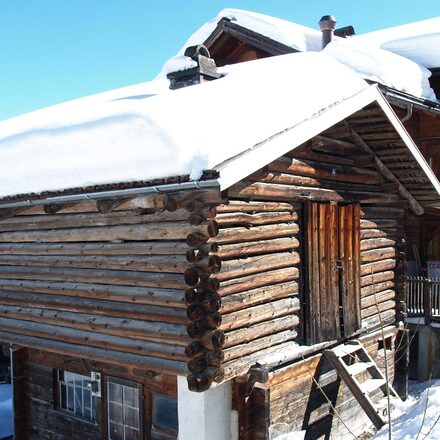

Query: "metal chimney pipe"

xmin=319 ymin=15 xmax=337 ymax=48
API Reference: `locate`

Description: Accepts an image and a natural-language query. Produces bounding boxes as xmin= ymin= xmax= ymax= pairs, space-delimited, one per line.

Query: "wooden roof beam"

xmin=344 ymin=122 xmax=425 ymax=215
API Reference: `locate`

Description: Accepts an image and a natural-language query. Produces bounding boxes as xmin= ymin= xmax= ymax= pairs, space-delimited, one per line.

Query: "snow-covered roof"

xmin=0 ymin=52 xmax=367 ymax=199
xmin=1 ymin=9 xmax=440 ymax=205
xmin=353 ymin=17 xmax=440 ymax=69
xmin=158 ymin=9 xmax=437 ymax=101
xmin=158 ymin=8 xmax=323 ymax=78
xmin=324 ymin=39 xmax=436 ymax=101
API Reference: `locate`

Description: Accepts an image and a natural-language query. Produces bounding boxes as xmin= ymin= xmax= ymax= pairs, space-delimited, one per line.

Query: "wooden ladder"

xmin=324 ymin=340 xmax=400 ymax=429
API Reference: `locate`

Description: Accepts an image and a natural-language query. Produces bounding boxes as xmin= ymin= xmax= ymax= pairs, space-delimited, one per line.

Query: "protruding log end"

xmin=187 ymin=367 xmax=225 ymax=392
xmin=184 ymin=267 xmax=208 ymax=287
xmin=201 ymin=329 xmax=225 ymax=350
xmin=187 ymin=372 xmax=214 ymax=392
xmin=186 ymin=232 xmax=208 ymax=247
xmin=185 ymin=341 xmax=204 ymax=358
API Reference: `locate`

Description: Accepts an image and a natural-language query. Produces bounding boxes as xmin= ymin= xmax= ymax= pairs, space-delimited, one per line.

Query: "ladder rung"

xmin=332 ymin=343 xmax=362 ymax=358
xmin=346 ymin=362 xmax=374 ymax=376
xmin=360 ymin=378 xmax=386 ymax=394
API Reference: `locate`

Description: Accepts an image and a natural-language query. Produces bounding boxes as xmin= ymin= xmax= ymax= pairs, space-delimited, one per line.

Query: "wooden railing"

xmin=407 ymin=276 xmax=440 ymax=324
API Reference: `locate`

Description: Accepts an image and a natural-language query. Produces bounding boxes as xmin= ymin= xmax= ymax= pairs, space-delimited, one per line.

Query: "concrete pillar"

xmin=178 ymin=376 xmax=236 ymax=440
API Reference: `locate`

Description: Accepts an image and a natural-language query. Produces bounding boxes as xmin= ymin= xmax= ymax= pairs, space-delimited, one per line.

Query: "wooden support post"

xmin=423 ymin=279 xmax=432 ymax=325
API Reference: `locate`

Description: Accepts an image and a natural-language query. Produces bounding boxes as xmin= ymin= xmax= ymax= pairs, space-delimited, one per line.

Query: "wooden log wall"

xmin=184 ymin=200 xmax=301 ymax=391
xmin=0 ymin=190 xmax=221 ymax=377
xmin=193 ymin=125 xmax=406 ymax=390
xmin=15 ymin=348 xmax=177 ymax=440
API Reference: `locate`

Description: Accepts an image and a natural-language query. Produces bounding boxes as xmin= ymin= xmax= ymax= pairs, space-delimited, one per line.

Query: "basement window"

xmin=151 ymin=393 xmax=178 ymax=439
xmin=57 ymin=370 xmax=97 ymax=422
xmin=107 ymin=377 xmax=142 ymax=440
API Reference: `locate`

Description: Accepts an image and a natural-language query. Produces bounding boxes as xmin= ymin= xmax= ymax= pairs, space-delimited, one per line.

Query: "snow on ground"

xmin=371 ymin=380 xmax=440 ymax=440
xmin=0 ymin=52 xmax=367 ymax=199
xmin=0 ymin=384 xmax=13 ymax=439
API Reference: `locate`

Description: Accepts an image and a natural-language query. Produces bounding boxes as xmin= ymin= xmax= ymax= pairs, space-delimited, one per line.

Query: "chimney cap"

xmin=319 ymin=15 xmax=337 ymax=31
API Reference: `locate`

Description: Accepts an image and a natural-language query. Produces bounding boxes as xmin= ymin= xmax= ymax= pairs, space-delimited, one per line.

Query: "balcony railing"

xmin=407 ymin=276 xmax=440 ymax=324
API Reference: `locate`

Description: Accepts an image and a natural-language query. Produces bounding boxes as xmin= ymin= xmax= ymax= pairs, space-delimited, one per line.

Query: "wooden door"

xmin=305 ymin=202 xmax=360 ymax=344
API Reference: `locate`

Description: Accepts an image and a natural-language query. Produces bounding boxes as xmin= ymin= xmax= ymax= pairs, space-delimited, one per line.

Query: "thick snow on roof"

xmin=157 ymin=8 xmax=323 ymax=78
xmin=0 ymin=52 xmax=367 ymax=199
xmin=354 ymin=17 xmax=440 ymax=69
xmin=324 ymin=39 xmax=437 ymax=100
xmin=158 ymin=9 xmax=437 ymax=101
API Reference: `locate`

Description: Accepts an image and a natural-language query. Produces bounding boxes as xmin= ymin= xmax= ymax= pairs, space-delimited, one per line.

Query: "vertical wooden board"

xmin=340 ymin=204 xmax=361 ymax=336
xmin=329 ymin=203 xmax=341 ymax=340
xmin=352 ymin=204 xmax=362 ymax=331
xmin=319 ymin=203 xmax=329 ymax=342
xmin=307 ymin=202 xmax=321 ymax=344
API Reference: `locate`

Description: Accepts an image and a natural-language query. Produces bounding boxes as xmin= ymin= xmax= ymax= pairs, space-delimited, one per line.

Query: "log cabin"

xmin=1 ymin=9 xmax=440 ymax=440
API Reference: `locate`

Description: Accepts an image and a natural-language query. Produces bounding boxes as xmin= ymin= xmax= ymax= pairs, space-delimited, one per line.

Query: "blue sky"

xmin=1 ymin=0 xmax=440 ymax=121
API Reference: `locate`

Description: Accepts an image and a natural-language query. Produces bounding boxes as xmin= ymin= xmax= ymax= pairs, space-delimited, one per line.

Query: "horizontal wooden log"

xmin=229 ymin=181 xmax=398 ymax=204
xmin=361 ymin=281 xmax=395 ymax=298
xmin=214 ymin=223 xmax=299 ymax=245
xmin=361 ymin=290 xmax=396 ymax=310
xmin=0 ymin=222 xmax=212 ymax=243
xmin=361 ymin=247 xmax=396 ymax=263
xmin=294 ymin=148 xmax=356 ymax=166
xmin=222 ymin=341 xmax=299 ymax=381
xmin=187 ymin=366 xmax=224 ymax=392
xmin=224 ymin=315 xmax=299 ymax=348
xmin=360 ymin=238 xmax=397 ymax=251
xmin=220 ymin=298 xmax=300 ymax=331
xmin=361 ymin=270 xmax=395 ymax=287
xmin=0 ymin=279 xmax=185 ymax=307
xmin=213 ymin=252 xmax=300 ymax=282
xmin=214 ymin=211 xmax=298 ymax=226
xmin=360 ymin=206 xmax=405 ymax=219
xmin=0 ymin=254 xmax=188 ymax=273
xmin=213 ymin=237 xmax=300 ymax=259
xmin=362 ymin=309 xmax=396 ymax=328
xmin=0 ymin=290 xmax=187 ymax=323
xmin=360 ymin=259 xmax=396 ymax=276
xmin=268 ymin=157 xmax=385 ymax=184
xmin=220 ymin=282 xmax=298 ymax=314
xmin=0 ymin=266 xmax=187 ymax=289
xmin=215 ymin=201 xmax=296 ymax=213
xmin=250 ymin=171 xmax=385 ymax=193
xmin=0 ymin=317 xmax=187 ymax=361
xmin=360 ymin=228 xmax=398 ymax=239
xmin=0 ymin=241 xmax=189 ymax=255
xmin=0 ymin=330 xmax=187 ymax=375
xmin=312 ymin=134 xmax=360 ymax=152
xmin=361 ymin=300 xmax=396 ymax=319
xmin=0 ymin=210 xmax=189 ymax=232
xmin=223 ymin=329 xmax=298 ymax=362
xmin=0 ymin=304 xmax=188 ymax=343
xmin=360 ymin=219 xmax=399 ymax=229
xmin=218 ymin=267 xmax=299 ymax=296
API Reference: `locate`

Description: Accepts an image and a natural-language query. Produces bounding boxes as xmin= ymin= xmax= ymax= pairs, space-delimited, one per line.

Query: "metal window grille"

xmin=58 ymin=370 xmax=96 ymax=422
xmin=107 ymin=378 xmax=141 ymax=440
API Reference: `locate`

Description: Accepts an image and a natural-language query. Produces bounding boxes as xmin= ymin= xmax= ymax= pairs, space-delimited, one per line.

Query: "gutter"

xmin=379 ymin=85 xmax=440 ymax=115
xmin=0 ymin=179 xmax=220 ymax=210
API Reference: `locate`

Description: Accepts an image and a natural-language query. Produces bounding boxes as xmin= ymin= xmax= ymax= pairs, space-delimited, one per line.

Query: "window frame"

xmin=56 ymin=370 xmax=98 ymax=424
xmin=106 ymin=376 xmax=143 ymax=440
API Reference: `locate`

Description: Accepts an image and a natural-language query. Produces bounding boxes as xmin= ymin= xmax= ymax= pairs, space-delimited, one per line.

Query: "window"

xmin=304 ymin=201 xmax=361 ymax=344
xmin=57 ymin=370 xmax=97 ymax=422
xmin=107 ymin=377 xmax=142 ymax=440
xmin=152 ymin=394 xmax=178 ymax=439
